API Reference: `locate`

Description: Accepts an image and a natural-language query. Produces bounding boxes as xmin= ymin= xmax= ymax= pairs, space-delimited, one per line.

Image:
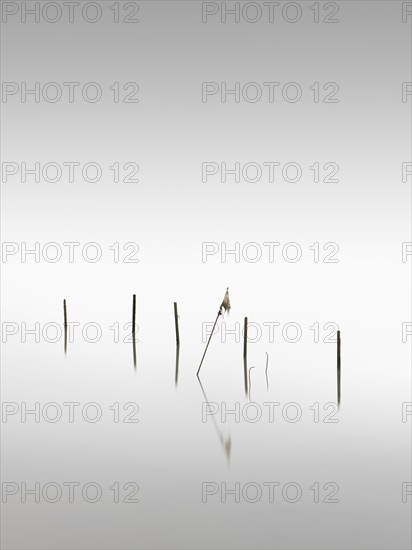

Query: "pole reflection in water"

xmin=197 ymin=377 xmax=231 ymax=462
xmin=248 ymin=366 xmax=255 ymax=401
xmin=174 ymin=344 xmax=180 ymax=386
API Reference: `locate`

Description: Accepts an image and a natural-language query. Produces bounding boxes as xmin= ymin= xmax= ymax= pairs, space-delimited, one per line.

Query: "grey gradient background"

xmin=1 ymin=1 xmax=411 ymax=549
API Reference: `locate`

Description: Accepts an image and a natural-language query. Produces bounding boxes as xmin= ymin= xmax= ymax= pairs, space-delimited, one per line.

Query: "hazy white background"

xmin=1 ymin=1 xmax=411 ymax=548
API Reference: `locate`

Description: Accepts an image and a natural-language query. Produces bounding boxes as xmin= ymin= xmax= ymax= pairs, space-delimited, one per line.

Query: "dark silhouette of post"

xmin=337 ymin=330 xmax=341 ymax=406
xmin=174 ymin=302 xmax=180 ymax=385
xmin=197 ymin=288 xmax=230 ymax=377
xmin=173 ymin=302 xmax=180 ymax=346
xmin=132 ymin=294 xmax=136 ymax=368
xmin=63 ymin=299 xmax=67 ymax=354
xmin=243 ymin=317 xmax=248 ymax=396
xmin=197 ymin=310 xmax=221 ymax=377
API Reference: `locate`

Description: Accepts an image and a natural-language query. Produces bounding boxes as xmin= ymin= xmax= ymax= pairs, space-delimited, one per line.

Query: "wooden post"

xmin=63 ymin=299 xmax=67 ymax=354
xmin=337 ymin=330 xmax=341 ymax=406
xmin=132 ymin=294 xmax=136 ymax=368
xmin=173 ymin=302 xmax=180 ymax=346
xmin=174 ymin=302 xmax=180 ymax=385
xmin=243 ymin=317 xmax=248 ymax=396
xmin=197 ymin=310 xmax=220 ymax=377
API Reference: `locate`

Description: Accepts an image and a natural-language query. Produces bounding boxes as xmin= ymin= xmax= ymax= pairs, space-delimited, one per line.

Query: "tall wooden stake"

xmin=337 ymin=330 xmax=341 ymax=407
xmin=173 ymin=302 xmax=180 ymax=346
xmin=174 ymin=302 xmax=180 ymax=385
xmin=132 ymin=294 xmax=136 ymax=368
xmin=243 ymin=317 xmax=248 ymax=396
xmin=197 ymin=310 xmax=221 ymax=377
xmin=63 ymin=299 xmax=67 ymax=354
